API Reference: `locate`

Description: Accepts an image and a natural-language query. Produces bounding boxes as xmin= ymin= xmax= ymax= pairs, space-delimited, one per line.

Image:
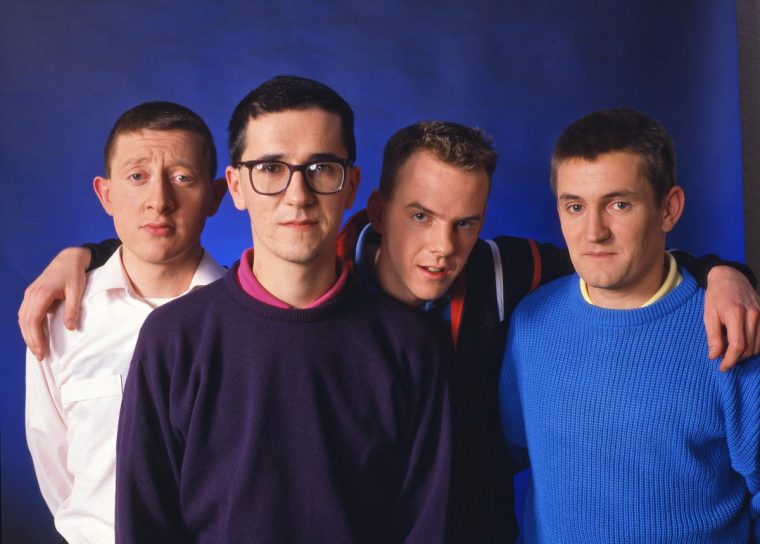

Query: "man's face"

xmin=556 ymin=151 xmax=682 ymax=308
xmin=94 ymin=129 xmax=224 ymax=271
xmin=370 ymin=150 xmax=489 ymax=306
xmin=226 ymin=108 xmax=359 ymax=272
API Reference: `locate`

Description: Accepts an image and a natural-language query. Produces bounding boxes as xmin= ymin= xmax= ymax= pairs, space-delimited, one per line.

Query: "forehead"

xmin=241 ymin=108 xmax=346 ymax=159
xmin=110 ymin=129 xmax=207 ymax=169
xmin=556 ymin=151 xmax=649 ymax=197
xmin=388 ymin=150 xmax=489 ymax=212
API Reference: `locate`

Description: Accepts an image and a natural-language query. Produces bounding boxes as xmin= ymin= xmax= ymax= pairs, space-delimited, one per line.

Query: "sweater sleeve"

xmin=719 ymin=356 xmax=760 ymax=539
xmin=83 ymin=239 xmax=121 ymax=272
xmin=115 ymin=318 xmax=189 ymax=542
xmin=393 ymin=326 xmax=452 ymax=543
xmin=671 ymin=251 xmax=757 ymax=288
xmin=533 ymin=240 xmax=575 ymax=288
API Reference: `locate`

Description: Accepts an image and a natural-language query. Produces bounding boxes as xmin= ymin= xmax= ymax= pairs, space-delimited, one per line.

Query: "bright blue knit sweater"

xmin=499 ymin=269 xmax=759 ymax=543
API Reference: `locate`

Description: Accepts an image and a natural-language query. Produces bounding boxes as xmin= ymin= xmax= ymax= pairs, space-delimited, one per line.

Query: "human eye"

xmin=565 ymin=203 xmax=583 ymax=214
xmin=455 ymin=219 xmax=476 ymax=230
xmin=173 ymin=174 xmax=195 ymax=185
xmin=254 ymin=162 xmax=285 ymax=175
xmin=609 ymin=201 xmax=630 ymax=212
xmin=127 ymin=172 xmax=145 ymax=184
xmin=308 ymin=161 xmax=340 ymax=176
xmin=411 ymin=212 xmax=428 ymax=222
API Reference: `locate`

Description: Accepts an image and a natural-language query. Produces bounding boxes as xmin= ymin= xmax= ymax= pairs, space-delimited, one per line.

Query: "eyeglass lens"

xmin=250 ymin=161 xmax=345 ymax=194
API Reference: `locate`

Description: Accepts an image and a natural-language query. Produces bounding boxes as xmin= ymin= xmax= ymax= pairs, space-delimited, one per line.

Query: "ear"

xmin=93 ymin=176 xmax=114 ymax=216
xmin=226 ymin=165 xmax=248 ymax=211
xmin=661 ymin=185 xmax=685 ymax=233
xmin=367 ymin=190 xmax=386 ymax=234
xmin=207 ymin=176 xmax=228 ymax=217
xmin=342 ymin=165 xmax=361 ymax=210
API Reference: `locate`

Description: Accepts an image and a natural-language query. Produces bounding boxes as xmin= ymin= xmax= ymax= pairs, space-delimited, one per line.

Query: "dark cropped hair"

xmin=104 ymin=101 xmax=216 ymax=179
xmin=228 ymin=75 xmax=356 ymax=164
xmin=551 ymin=108 xmax=676 ymax=203
xmin=378 ymin=121 xmax=498 ymax=197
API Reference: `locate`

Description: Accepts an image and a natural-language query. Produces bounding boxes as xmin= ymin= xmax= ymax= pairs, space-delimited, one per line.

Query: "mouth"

xmin=582 ymin=251 xmax=616 ymax=258
xmin=280 ymin=218 xmax=319 ymax=231
xmin=417 ymin=264 xmax=451 ymax=280
xmin=141 ymin=223 xmax=175 ymax=236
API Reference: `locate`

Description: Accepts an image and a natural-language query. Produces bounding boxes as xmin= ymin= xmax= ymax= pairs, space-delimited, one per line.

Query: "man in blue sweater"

xmin=114 ymin=76 xmax=451 ymax=542
xmin=500 ymin=108 xmax=759 ymax=542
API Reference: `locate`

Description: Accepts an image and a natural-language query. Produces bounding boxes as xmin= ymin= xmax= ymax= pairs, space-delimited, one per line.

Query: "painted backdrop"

xmin=1 ymin=1 xmax=744 ymax=540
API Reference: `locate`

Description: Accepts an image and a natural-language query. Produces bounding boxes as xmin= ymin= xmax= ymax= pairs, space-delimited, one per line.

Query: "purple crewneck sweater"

xmin=115 ymin=266 xmax=451 ymax=543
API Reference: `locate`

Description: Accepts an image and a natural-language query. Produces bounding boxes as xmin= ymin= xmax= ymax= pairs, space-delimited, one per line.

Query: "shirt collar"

xmin=85 ymin=246 xmax=224 ymax=301
xmin=236 ymin=247 xmax=349 ymax=309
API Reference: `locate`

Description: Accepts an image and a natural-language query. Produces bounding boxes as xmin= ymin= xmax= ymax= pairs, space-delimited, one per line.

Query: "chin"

xmin=414 ymin=286 xmax=448 ymax=303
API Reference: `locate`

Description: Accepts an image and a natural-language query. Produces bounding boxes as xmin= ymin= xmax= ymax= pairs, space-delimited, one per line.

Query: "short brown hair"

xmin=379 ymin=121 xmax=498 ymax=197
xmin=551 ymin=108 xmax=676 ymax=203
xmin=104 ymin=101 xmax=216 ymax=179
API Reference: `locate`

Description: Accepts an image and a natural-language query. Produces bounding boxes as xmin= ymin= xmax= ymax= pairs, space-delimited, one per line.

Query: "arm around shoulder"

xmin=19 ymin=246 xmax=93 ymax=361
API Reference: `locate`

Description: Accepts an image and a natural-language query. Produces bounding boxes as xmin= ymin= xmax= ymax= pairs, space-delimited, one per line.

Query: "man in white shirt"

xmin=25 ymin=101 xmax=227 ymax=543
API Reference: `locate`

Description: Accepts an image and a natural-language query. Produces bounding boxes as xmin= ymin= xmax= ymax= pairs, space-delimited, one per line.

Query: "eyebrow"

xmin=247 ymin=152 xmax=346 ymax=163
xmin=558 ymin=190 xmax=639 ymax=201
xmin=120 ymin=156 xmax=151 ymax=169
xmin=119 ymin=157 xmax=200 ymax=172
xmin=406 ymin=202 xmax=483 ymax=223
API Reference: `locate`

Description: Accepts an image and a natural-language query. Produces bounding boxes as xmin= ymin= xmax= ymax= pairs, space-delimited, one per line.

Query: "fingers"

xmin=720 ymin=294 xmax=760 ymax=371
xmin=745 ymin=303 xmax=760 ymax=358
xmin=702 ymin=266 xmax=760 ymax=371
xmin=752 ymin=308 xmax=760 ymax=356
xmin=63 ymin=282 xmax=84 ymax=331
xmin=18 ymin=283 xmax=53 ymax=361
xmin=704 ymin=310 xmax=725 ymax=361
xmin=17 ymin=247 xmax=91 ymax=361
xmin=718 ymin=307 xmax=747 ymax=371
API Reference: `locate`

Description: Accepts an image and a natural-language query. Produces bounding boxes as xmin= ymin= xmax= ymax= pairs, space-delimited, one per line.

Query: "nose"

xmin=284 ymin=171 xmax=316 ymax=207
xmin=585 ymin=208 xmax=610 ymax=243
xmin=146 ymin=177 xmax=175 ymax=214
xmin=429 ymin=223 xmax=456 ymax=257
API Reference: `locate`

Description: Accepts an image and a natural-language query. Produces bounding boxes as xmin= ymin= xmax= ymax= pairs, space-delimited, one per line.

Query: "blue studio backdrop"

xmin=1 ymin=1 xmax=745 ymax=540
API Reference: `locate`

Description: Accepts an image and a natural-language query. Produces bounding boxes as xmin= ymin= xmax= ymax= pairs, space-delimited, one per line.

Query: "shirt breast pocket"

xmin=61 ymin=374 xmax=123 ymax=405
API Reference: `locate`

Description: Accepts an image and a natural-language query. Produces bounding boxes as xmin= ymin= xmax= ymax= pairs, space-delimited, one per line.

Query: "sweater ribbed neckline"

xmin=568 ymin=268 xmax=698 ymax=328
xmin=222 ymin=264 xmax=355 ymax=323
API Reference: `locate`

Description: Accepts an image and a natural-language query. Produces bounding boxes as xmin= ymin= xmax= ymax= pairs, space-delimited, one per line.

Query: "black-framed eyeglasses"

xmin=234 ymin=159 xmax=352 ymax=195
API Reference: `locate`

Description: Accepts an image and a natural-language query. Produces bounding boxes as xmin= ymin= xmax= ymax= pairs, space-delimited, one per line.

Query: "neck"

xmin=120 ymin=245 xmax=203 ymax=298
xmin=252 ymin=251 xmax=338 ymax=309
xmin=585 ymin=252 xmax=670 ymax=309
xmin=374 ymin=245 xmax=424 ymax=308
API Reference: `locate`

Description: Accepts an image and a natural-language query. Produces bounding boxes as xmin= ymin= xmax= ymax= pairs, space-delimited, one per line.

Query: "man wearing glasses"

xmin=114 ymin=76 xmax=450 ymax=542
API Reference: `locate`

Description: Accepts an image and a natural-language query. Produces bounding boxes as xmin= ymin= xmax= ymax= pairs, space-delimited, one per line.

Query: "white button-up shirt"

xmin=25 ymin=248 xmax=225 ymax=543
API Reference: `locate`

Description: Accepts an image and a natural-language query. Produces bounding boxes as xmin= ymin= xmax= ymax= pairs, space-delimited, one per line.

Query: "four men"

xmin=21 ymin=76 xmax=760 ymax=542
xmin=500 ymin=108 xmax=759 ymax=541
